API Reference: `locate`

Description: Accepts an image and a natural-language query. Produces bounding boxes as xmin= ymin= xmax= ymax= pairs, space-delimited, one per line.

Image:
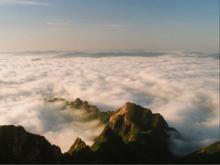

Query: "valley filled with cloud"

xmin=0 ymin=51 xmax=219 ymax=154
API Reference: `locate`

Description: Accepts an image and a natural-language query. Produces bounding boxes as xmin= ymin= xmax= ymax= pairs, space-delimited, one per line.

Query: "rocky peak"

xmin=69 ymin=98 xmax=112 ymax=123
xmin=64 ymin=137 xmax=94 ymax=164
xmin=70 ymin=98 xmax=99 ymax=113
xmin=109 ymin=102 xmax=152 ymax=124
xmin=68 ymin=138 xmax=88 ymax=154
xmin=71 ymin=98 xmax=85 ymax=108
xmin=47 ymin=97 xmax=112 ymax=123
xmin=89 ymin=102 xmax=176 ymax=163
xmin=108 ymin=102 xmax=169 ymax=143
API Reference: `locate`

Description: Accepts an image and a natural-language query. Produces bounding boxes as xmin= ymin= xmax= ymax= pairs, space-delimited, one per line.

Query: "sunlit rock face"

xmin=108 ymin=102 xmax=170 ymax=141
xmin=90 ymin=102 xmax=176 ymax=163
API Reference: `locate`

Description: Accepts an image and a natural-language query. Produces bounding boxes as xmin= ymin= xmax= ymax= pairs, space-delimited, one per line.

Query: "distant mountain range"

xmin=0 ymin=98 xmax=219 ymax=163
xmin=2 ymin=50 xmax=218 ymax=59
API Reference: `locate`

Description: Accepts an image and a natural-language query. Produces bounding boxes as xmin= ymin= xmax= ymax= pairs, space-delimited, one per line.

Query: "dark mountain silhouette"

xmin=0 ymin=125 xmax=62 ymax=164
xmin=0 ymin=98 xmax=219 ymax=164
xmin=63 ymin=138 xmax=94 ymax=163
xmin=180 ymin=141 xmax=220 ymax=164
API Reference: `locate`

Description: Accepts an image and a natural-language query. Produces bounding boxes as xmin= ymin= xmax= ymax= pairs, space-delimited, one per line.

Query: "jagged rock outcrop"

xmin=68 ymin=138 xmax=88 ymax=153
xmin=70 ymin=98 xmax=113 ymax=123
xmin=0 ymin=125 xmax=62 ymax=164
xmin=63 ymin=138 xmax=94 ymax=163
xmin=48 ymin=97 xmax=113 ymax=123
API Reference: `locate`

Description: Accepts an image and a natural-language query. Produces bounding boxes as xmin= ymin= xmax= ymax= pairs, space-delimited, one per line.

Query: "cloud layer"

xmin=0 ymin=51 xmax=219 ymax=154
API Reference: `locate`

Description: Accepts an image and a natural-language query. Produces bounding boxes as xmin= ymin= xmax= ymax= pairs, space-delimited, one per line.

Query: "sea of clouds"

xmin=0 ymin=51 xmax=219 ymax=154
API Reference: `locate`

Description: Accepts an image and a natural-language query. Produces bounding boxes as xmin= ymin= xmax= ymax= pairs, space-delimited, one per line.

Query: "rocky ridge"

xmin=0 ymin=98 xmax=219 ymax=163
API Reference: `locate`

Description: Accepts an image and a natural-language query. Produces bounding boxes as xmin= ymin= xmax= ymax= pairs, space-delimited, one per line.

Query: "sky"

xmin=0 ymin=0 xmax=219 ymax=52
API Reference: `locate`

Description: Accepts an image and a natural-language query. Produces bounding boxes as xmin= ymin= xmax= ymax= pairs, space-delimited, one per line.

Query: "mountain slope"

xmin=181 ymin=141 xmax=220 ymax=163
xmin=0 ymin=125 xmax=62 ymax=164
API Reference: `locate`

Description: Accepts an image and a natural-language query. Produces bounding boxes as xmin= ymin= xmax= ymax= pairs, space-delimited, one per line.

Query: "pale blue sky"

xmin=0 ymin=0 xmax=218 ymax=52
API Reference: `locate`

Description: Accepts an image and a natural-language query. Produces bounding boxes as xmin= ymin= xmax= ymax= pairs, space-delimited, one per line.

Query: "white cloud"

xmin=0 ymin=0 xmax=49 ymax=6
xmin=46 ymin=21 xmax=72 ymax=26
xmin=101 ymin=24 xmax=126 ymax=28
xmin=0 ymin=52 xmax=219 ymax=154
xmin=46 ymin=21 xmax=73 ymax=31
